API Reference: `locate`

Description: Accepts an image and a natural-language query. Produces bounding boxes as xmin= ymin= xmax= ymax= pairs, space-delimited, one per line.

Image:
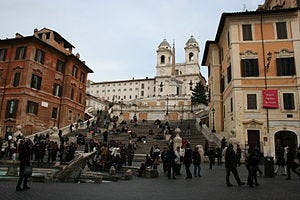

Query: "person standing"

xmin=246 ymin=147 xmax=259 ymax=187
xmin=286 ymin=147 xmax=300 ymax=180
xmin=174 ymin=146 xmax=182 ymax=175
xmin=161 ymin=147 xmax=168 ymax=174
xmin=207 ymin=147 xmax=215 ymax=170
xmin=221 ymin=137 xmax=227 ymax=151
xmin=225 ymin=144 xmax=245 ymax=187
xmin=166 ymin=146 xmax=176 ymax=179
xmin=184 ymin=143 xmax=193 ymax=179
xmin=236 ymin=144 xmax=242 ymax=167
xmin=16 ymin=139 xmax=31 ymax=191
xmin=192 ymin=147 xmax=201 ymax=177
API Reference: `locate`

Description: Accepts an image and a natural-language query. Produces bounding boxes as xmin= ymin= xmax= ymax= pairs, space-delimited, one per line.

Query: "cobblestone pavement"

xmin=0 ymin=163 xmax=299 ymax=200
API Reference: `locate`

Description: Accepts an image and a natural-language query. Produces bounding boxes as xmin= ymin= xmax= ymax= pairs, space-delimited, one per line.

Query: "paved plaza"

xmin=0 ymin=163 xmax=299 ymax=200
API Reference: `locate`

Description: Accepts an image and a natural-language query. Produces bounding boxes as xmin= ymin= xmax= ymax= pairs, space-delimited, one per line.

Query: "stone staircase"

xmin=94 ymin=119 xmax=218 ymax=155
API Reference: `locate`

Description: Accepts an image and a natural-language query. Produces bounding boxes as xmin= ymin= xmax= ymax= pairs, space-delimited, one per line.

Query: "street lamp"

xmin=120 ymin=99 xmax=123 ymax=114
xmin=211 ymin=107 xmax=216 ymax=133
xmin=166 ymin=97 xmax=169 ymax=115
xmin=159 ymin=82 xmax=163 ymax=95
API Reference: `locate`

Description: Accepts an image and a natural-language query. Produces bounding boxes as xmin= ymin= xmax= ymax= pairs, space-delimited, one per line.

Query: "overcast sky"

xmin=0 ymin=0 xmax=264 ymax=82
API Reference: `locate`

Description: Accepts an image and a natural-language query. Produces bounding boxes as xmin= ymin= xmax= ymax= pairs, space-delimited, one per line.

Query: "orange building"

xmin=202 ymin=1 xmax=300 ymax=156
xmin=0 ymin=28 xmax=93 ymax=138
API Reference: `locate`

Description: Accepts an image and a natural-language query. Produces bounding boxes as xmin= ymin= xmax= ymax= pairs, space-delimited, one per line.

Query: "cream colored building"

xmin=87 ymin=36 xmax=206 ymax=121
xmin=202 ymin=0 xmax=300 ymax=156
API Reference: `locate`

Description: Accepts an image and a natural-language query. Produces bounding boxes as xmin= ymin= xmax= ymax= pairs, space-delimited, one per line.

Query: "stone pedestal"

xmin=45 ymin=171 xmax=54 ymax=184
xmin=124 ymin=169 xmax=133 ymax=180
xmin=6 ymin=166 xmax=18 ymax=176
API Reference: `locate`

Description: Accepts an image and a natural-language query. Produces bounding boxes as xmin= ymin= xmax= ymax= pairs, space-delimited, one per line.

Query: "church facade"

xmin=87 ymin=36 xmax=206 ymax=121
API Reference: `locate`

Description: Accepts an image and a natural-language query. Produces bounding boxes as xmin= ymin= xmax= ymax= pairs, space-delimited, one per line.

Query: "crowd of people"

xmin=1 ymin=112 xmax=300 ymax=191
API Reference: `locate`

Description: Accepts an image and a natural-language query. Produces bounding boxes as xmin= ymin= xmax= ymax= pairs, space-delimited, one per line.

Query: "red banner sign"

xmin=262 ymin=89 xmax=278 ymax=108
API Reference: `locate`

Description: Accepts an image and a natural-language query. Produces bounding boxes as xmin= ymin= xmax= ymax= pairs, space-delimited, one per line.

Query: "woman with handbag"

xmin=16 ymin=139 xmax=32 ymax=191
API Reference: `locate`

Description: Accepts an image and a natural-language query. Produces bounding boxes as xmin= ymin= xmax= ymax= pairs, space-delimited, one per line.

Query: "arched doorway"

xmin=274 ymin=131 xmax=298 ymax=151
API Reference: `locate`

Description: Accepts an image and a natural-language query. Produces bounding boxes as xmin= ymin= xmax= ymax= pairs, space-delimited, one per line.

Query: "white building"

xmin=87 ymin=36 xmax=206 ymax=121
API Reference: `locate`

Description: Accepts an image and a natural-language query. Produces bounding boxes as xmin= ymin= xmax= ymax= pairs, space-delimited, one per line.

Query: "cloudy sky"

xmin=0 ymin=0 xmax=264 ymax=82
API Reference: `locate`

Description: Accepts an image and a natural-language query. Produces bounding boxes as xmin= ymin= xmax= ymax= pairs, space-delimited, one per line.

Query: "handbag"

xmin=24 ymin=166 xmax=32 ymax=177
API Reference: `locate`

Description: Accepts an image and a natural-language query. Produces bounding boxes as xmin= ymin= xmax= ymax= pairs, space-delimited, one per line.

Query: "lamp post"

xmin=159 ymin=82 xmax=163 ymax=95
xmin=120 ymin=99 xmax=123 ymax=114
xmin=166 ymin=97 xmax=169 ymax=115
xmin=181 ymin=105 xmax=184 ymax=124
xmin=211 ymin=108 xmax=216 ymax=133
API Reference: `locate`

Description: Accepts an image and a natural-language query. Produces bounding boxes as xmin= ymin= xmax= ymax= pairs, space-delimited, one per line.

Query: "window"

xmin=141 ymin=91 xmax=144 ymax=96
xmin=227 ymin=65 xmax=232 ymax=83
xmin=27 ymin=101 xmax=39 ymax=115
xmin=276 ymin=57 xmax=296 ymax=76
xmin=189 ymin=52 xmax=194 ymax=61
xmin=80 ymin=72 xmax=85 ymax=83
xmin=34 ymin=49 xmax=45 ymax=64
xmin=68 ymin=110 xmax=72 ymax=120
xmin=79 ymin=93 xmax=82 ymax=104
xmin=220 ymin=76 xmax=224 ymax=93
xmin=56 ymin=59 xmax=65 ymax=73
xmin=5 ymin=99 xmax=18 ymax=118
xmin=13 ymin=72 xmax=21 ymax=87
xmin=70 ymin=88 xmax=74 ymax=100
xmin=247 ymin=94 xmax=257 ymax=110
xmin=72 ymin=65 xmax=78 ymax=78
xmin=52 ymin=107 xmax=58 ymax=119
xmin=160 ymin=55 xmax=165 ymax=64
xmin=141 ymin=84 xmax=144 ymax=89
xmin=15 ymin=46 xmax=26 ymax=60
xmin=242 ymin=24 xmax=253 ymax=41
xmin=230 ymin=98 xmax=233 ymax=112
xmin=30 ymin=74 xmax=42 ymax=90
xmin=53 ymin=83 xmax=63 ymax=97
xmin=241 ymin=59 xmax=259 ymax=77
xmin=276 ymin=22 xmax=287 ymax=39
xmin=0 ymin=48 xmax=7 ymax=61
xmin=283 ymin=93 xmax=295 ymax=110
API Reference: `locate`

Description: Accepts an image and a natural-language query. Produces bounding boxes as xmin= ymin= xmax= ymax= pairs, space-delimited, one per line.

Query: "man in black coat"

xmin=166 ymin=146 xmax=176 ymax=179
xmin=225 ymin=144 xmax=245 ymax=187
xmin=286 ymin=147 xmax=300 ymax=180
xmin=184 ymin=143 xmax=193 ymax=179
xmin=16 ymin=139 xmax=32 ymax=191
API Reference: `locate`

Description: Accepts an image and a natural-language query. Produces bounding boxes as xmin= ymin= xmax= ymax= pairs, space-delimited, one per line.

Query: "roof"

xmin=201 ymin=7 xmax=300 ymax=66
xmin=158 ymin=39 xmax=171 ymax=49
xmin=0 ymin=35 xmax=93 ymax=73
xmin=185 ymin=35 xmax=198 ymax=46
xmin=37 ymin=27 xmax=75 ymax=48
xmin=91 ymin=77 xmax=155 ymax=85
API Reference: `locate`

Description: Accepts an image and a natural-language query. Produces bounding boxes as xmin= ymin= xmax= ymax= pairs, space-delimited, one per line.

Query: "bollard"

xmin=109 ymin=166 xmax=116 ymax=176
xmin=45 ymin=171 xmax=54 ymax=183
xmin=124 ymin=169 xmax=133 ymax=180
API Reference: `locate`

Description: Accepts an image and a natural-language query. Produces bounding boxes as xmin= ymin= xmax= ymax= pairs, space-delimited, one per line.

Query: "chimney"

xmin=76 ymin=53 xmax=80 ymax=58
xmin=15 ymin=33 xmax=23 ymax=38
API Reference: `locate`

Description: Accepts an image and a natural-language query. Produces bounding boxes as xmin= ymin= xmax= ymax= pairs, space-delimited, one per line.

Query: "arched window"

xmin=189 ymin=52 xmax=194 ymax=61
xmin=160 ymin=55 xmax=165 ymax=64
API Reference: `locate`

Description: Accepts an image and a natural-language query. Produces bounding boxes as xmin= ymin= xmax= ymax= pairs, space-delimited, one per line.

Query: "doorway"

xmin=275 ymin=131 xmax=298 ymax=151
xmin=247 ymin=130 xmax=260 ymax=150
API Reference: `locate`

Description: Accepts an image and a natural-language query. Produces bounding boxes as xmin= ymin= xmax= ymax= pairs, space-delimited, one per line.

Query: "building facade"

xmin=87 ymin=36 xmax=206 ymax=121
xmin=202 ymin=0 xmax=300 ymax=156
xmin=0 ymin=28 xmax=93 ymax=137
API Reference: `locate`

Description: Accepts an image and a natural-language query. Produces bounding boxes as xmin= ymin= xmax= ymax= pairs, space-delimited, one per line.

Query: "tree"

xmin=191 ymin=82 xmax=208 ymax=106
